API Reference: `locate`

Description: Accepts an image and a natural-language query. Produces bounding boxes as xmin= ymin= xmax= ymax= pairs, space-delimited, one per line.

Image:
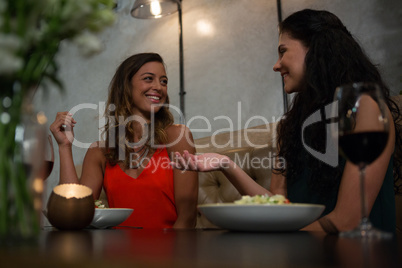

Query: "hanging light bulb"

xmin=131 ymin=0 xmax=180 ymax=19
xmin=150 ymin=1 xmax=162 ymax=16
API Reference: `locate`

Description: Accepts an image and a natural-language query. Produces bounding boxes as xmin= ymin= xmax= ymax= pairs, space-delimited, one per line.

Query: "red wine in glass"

xmin=39 ymin=160 xmax=54 ymax=180
xmin=39 ymin=135 xmax=54 ymax=180
xmin=333 ymin=82 xmax=392 ymax=239
xmin=339 ymin=131 xmax=388 ymax=166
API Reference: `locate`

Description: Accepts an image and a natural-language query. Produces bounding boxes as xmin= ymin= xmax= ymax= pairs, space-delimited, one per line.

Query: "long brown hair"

xmin=273 ymin=9 xmax=401 ymax=194
xmin=102 ymin=53 xmax=174 ymax=167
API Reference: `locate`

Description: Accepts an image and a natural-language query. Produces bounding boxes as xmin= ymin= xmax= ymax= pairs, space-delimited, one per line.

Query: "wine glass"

xmin=39 ymin=134 xmax=55 ymax=180
xmin=333 ymin=82 xmax=392 ymax=239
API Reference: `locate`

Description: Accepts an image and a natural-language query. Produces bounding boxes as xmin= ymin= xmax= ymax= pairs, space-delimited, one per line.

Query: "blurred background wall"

xmin=34 ymin=0 xmax=402 ymax=202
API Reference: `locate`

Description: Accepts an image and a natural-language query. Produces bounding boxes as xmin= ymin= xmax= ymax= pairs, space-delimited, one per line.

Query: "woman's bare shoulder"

xmin=87 ymin=141 xmax=107 ymax=160
xmin=165 ymin=124 xmax=189 ymax=134
xmin=165 ymin=124 xmax=193 ymax=141
xmin=165 ymin=124 xmax=195 ymax=153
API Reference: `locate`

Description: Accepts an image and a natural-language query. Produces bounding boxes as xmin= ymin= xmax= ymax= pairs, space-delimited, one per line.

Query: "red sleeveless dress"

xmin=103 ymin=148 xmax=177 ymax=228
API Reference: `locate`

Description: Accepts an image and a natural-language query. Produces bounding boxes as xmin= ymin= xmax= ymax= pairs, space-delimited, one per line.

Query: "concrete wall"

xmin=34 ymin=0 xmax=402 ymax=201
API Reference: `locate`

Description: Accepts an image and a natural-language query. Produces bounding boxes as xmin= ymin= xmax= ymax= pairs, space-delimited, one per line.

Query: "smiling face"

xmin=130 ymin=61 xmax=168 ymax=119
xmin=273 ymin=32 xmax=309 ymax=94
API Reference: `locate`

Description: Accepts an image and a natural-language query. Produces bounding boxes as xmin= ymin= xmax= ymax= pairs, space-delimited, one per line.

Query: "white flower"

xmin=87 ymin=9 xmax=116 ymax=32
xmin=0 ymin=0 xmax=115 ymax=85
xmin=60 ymin=0 xmax=93 ymax=29
xmin=0 ymin=51 xmax=23 ymax=74
xmin=0 ymin=34 xmax=22 ymax=50
xmin=0 ymin=0 xmax=6 ymax=13
xmin=73 ymin=32 xmax=103 ymax=57
xmin=0 ymin=34 xmax=23 ymax=75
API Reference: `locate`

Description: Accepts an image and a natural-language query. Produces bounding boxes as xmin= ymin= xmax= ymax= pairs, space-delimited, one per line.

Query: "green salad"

xmin=95 ymin=200 xmax=105 ymax=208
xmin=234 ymin=194 xmax=290 ymax=205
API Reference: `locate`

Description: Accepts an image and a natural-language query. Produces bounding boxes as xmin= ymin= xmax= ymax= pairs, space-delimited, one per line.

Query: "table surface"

xmin=1 ymin=227 xmax=402 ymax=268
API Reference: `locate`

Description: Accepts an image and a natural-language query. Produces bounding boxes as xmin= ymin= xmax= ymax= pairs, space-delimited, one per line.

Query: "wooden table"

xmin=1 ymin=227 xmax=401 ymax=267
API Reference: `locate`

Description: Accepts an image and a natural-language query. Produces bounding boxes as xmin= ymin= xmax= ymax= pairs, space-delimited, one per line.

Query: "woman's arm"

xmin=220 ymin=157 xmax=272 ymax=196
xmin=303 ymin=98 xmax=396 ymax=232
xmin=50 ymin=112 xmax=105 ymax=200
xmin=79 ymin=142 xmax=106 ymax=200
xmin=166 ymin=125 xmax=198 ymax=228
xmin=269 ymin=172 xmax=287 ymax=197
xmin=172 ymin=151 xmax=273 ymax=196
xmin=49 ymin=112 xmax=79 ymax=184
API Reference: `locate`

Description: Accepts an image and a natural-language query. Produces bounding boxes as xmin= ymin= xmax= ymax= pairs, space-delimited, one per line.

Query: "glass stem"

xmin=359 ymin=165 xmax=369 ymax=227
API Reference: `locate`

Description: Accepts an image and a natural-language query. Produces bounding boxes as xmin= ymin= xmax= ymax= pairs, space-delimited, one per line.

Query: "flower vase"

xmin=0 ymin=83 xmax=47 ymax=244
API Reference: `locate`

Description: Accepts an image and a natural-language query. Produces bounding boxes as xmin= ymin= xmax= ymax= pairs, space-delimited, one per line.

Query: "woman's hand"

xmin=49 ymin=112 xmax=76 ymax=147
xmin=172 ymin=149 xmax=272 ymax=197
xmin=171 ymin=150 xmax=231 ymax=172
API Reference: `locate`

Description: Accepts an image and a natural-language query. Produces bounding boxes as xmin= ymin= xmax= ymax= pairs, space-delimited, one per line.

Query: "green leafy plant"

xmin=0 ymin=0 xmax=115 ymax=238
xmin=0 ymin=0 xmax=116 ymax=93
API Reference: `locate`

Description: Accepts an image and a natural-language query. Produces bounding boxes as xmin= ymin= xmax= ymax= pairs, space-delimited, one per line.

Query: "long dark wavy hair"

xmin=273 ymin=9 xmax=401 ymax=194
xmin=102 ymin=53 xmax=174 ymax=167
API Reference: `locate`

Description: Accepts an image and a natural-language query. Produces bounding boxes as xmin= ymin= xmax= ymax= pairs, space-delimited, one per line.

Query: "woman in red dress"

xmin=50 ymin=53 xmax=198 ymax=228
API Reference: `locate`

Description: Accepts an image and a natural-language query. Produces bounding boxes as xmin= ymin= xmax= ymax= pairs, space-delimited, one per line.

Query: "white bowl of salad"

xmin=198 ymin=194 xmax=325 ymax=232
xmin=89 ymin=200 xmax=133 ymax=229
